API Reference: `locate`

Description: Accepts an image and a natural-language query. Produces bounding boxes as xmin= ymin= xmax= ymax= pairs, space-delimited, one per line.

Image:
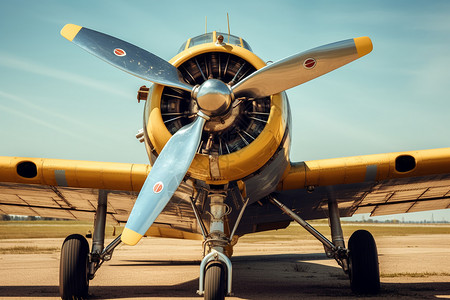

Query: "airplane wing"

xmin=275 ymin=147 xmax=450 ymax=218
xmin=0 ymin=156 xmax=201 ymax=239
xmin=1 ymin=148 xmax=449 ymax=239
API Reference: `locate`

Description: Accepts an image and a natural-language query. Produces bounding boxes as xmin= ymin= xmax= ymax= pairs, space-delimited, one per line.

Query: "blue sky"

xmin=1 ymin=0 xmax=449 ymax=221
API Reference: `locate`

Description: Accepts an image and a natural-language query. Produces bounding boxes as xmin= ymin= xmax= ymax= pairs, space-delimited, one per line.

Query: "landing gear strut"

xmin=196 ymin=192 xmax=233 ymax=300
xmin=193 ymin=185 xmax=248 ymax=300
xmin=270 ymin=193 xmax=380 ymax=294
xmin=59 ymin=190 xmax=122 ymax=300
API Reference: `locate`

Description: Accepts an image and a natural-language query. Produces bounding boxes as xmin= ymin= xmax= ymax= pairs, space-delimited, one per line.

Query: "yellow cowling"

xmin=144 ymin=41 xmax=288 ymax=185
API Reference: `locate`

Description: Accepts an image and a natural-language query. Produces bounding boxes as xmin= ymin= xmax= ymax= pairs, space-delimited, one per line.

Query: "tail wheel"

xmin=59 ymin=234 xmax=90 ymax=300
xmin=204 ymin=262 xmax=227 ymax=300
xmin=348 ymin=230 xmax=380 ymax=294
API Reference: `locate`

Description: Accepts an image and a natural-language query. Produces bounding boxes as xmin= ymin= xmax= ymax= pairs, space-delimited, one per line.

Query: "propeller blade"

xmin=60 ymin=24 xmax=193 ymax=92
xmin=232 ymin=37 xmax=372 ymax=98
xmin=121 ymin=112 xmax=209 ymax=246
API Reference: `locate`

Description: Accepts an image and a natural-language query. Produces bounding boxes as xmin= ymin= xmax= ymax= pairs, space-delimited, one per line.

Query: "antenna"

xmin=227 ymin=13 xmax=230 ymax=43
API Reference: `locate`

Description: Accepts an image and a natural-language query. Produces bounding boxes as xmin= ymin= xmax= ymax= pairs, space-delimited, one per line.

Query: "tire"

xmin=59 ymin=234 xmax=90 ymax=300
xmin=204 ymin=262 xmax=226 ymax=300
xmin=348 ymin=230 xmax=380 ymax=294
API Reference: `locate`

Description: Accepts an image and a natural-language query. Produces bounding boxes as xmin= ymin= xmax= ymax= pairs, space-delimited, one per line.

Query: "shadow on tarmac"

xmin=1 ymin=253 xmax=449 ymax=299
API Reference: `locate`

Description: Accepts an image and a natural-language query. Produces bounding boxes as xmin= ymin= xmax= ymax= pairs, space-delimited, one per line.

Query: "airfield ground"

xmin=0 ymin=222 xmax=449 ymax=299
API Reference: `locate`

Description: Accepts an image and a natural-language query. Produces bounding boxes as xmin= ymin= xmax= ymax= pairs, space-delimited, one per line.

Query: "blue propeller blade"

xmin=121 ymin=113 xmax=208 ymax=245
xmin=61 ymin=24 xmax=193 ymax=92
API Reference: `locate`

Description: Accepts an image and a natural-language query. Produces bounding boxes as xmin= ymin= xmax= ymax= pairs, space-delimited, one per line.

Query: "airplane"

xmin=0 ymin=23 xmax=449 ymax=300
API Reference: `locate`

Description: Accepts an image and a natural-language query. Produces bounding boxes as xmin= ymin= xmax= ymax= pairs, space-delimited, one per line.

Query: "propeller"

xmin=60 ymin=24 xmax=193 ymax=92
xmin=121 ymin=111 xmax=209 ymax=245
xmin=232 ymin=37 xmax=372 ymax=98
xmin=61 ymin=24 xmax=372 ymax=245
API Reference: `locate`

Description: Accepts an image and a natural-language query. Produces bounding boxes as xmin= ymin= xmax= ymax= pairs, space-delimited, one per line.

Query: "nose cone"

xmin=194 ymin=79 xmax=233 ymax=116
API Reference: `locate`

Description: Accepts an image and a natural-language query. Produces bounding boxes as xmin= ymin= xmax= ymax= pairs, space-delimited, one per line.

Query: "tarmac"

xmin=0 ymin=232 xmax=449 ymax=299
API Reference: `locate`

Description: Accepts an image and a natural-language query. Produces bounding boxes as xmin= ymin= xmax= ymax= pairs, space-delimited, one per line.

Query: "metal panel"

xmin=388 ymin=189 xmax=429 ymax=202
xmin=359 ymin=192 xmax=393 ymax=205
xmin=408 ymin=198 xmax=450 ymax=213
xmin=0 ymin=204 xmax=38 ymax=216
xmin=352 ymin=205 xmax=374 ymax=215
xmin=370 ymin=202 xmax=414 ymax=216
xmin=30 ymin=207 xmax=77 ymax=220
xmin=419 ymin=186 xmax=450 ymax=199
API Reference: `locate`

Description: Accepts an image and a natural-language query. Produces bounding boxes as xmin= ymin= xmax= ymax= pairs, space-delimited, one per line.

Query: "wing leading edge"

xmin=277 ymin=148 xmax=450 ymax=217
xmin=0 ymin=156 xmax=151 ymax=221
xmin=0 ymin=156 xmax=202 ymax=239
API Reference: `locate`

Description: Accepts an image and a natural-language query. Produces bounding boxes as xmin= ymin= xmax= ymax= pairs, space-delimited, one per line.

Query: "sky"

xmin=0 ymin=0 xmax=449 ymax=222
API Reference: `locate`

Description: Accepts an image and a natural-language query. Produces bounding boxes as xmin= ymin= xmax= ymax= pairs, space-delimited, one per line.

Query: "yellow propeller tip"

xmin=121 ymin=227 xmax=143 ymax=246
xmin=61 ymin=24 xmax=82 ymax=42
xmin=354 ymin=36 xmax=373 ymax=57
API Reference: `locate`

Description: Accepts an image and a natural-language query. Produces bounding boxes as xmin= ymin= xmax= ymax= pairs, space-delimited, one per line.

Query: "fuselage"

xmin=143 ymin=31 xmax=292 ymax=201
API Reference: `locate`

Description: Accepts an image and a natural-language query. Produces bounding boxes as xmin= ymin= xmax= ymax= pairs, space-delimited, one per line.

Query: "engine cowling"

xmin=143 ymin=39 xmax=288 ymax=184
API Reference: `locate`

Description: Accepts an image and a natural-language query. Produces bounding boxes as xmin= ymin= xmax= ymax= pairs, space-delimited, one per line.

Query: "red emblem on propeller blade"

xmin=153 ymin=181 xmax=164 ymax=194
xmin=303 ymin=58 xmax=316 ymax=69
xmin=114 ymin=48 xmax=126 ymax=57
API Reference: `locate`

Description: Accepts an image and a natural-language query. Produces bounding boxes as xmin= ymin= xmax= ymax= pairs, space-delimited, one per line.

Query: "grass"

xmin=0 ymin=220 xmax=123 ymax=239
xmin=381 ymin=272 xmax=450 ymax=278
xmin=0 ymin=220 xmax=449 ymax=256
xmin=0 ymin=220 xmax=449 ymax=242
xmin=0 ymin=246 xmax=60 ymax=254
xmin=239 ymin=222 xmax=450 ymax=243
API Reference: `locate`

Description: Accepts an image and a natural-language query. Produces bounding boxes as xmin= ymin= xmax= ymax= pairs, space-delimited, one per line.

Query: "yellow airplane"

xmin=0 ymin=24 xmax=449 ymax=300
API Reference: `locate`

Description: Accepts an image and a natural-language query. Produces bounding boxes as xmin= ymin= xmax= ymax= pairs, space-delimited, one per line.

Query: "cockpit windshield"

xmin=189 ymin=32 xmax=214 ymax=48
xmin=177 ymin=31 xmax=252 ymax=53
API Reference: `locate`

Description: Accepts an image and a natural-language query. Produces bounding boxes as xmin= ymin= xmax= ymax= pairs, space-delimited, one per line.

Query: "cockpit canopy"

xmin=178 ymin=31 xmax=252 ymax=53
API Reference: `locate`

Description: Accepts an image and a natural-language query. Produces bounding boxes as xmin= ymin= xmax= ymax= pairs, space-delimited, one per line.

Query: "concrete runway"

xmin=1 ymin=232 xmax=449 ymax=299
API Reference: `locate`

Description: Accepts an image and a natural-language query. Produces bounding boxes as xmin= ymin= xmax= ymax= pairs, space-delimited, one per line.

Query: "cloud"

xmin=0 ymin=101 xmax=88 ymax=141
xmin=0 ymin=52 xmax=130 ymax=98
xmin=0 ymin=90 xmax=123 ymax=143
xmin=0 ymin=100 xmax=121 ymax=160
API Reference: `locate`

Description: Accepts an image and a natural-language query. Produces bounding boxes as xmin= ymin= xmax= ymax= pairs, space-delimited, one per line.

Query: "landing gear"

xmin=59 ymin=190 xmax=122 ymax=300
xmin=348 ymin=230 xmax=380 ymax=294
xmin=197 ymin=192 xmax=233 ymax=300
xmin=193 ymin=185 xmax=248 ymax=299
xmin=270 ymin=193 xmax=380 ymax=295
xmin=59 ymin=234 xmax=89 ymax=300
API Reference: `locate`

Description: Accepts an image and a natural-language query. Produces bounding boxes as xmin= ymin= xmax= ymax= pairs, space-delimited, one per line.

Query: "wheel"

xmin=59 ymin=234 xmax=90 ymax=300
xmin=204 ymin=262 xmax=226 ymax=300
xmin=348 ymin=230 xmax=380 ymax=294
